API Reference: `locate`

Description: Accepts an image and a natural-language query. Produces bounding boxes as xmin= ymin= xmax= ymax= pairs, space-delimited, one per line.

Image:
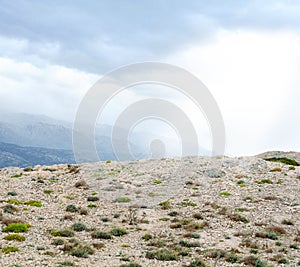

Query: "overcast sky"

xmin=0 ymin=0 xmax=300 ymax=156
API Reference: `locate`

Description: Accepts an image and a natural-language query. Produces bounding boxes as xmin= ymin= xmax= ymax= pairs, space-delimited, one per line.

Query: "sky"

xmin=0 ymin=0 xmax=300 ymax=156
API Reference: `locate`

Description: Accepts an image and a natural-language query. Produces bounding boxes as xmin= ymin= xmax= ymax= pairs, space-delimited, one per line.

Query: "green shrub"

xmin=228 ymin=213 xmax=249 ymax=223
xmin=142 ymin=234 xmax=153 ymax=241
xmin=7 ymin=199 xmax=22 ymax=205
xmin=87 ymin=196 xmax=99 ymax=202
xmin=52 ymin=238 xmax=65 ymax=245
xmin=269 ymin=167 xmax=282 ymax=172
xmin=278 ymin=258 xmax=288 ymax=264
xmin=147 ymin=238 xmax=167 ymax=248
xmin=91 ymin=231 xmax=112 ymax=239
xmin=145 ymin=249 xmax=179 ymax=261
xmin=242 ymin=256 xmax=267 ymax=267
xmin=101 ymin=217 xmax=110 ymax=222
xmin=235 ymin=207 xmax=249 ymax=212
xmin=179 ymin=240 xmax=201 ymax=248
xmin=153 ymin=179 xmax=162 ymax=184
xmin=52 ymin=229 xmax=75 ymax=237
xmin=180 ymin=199 xmax=197 ymax=207
xmin=256 ymin=179 xmax=273 ymax=184
xmin=44 ymin=189 xmax=53 ymax=194
xmin=255 ymin=232 xmax=278 ymax=240
xmin=72 ymin=222 xmax=88 ymax=232
xmin=220 ymin=191 xmax=231 ymax=196
xmin=189 ymin=259 xmax=207 ymax=266
xmin=57 ymin=261 xmax=74 ymax=266
xmin=207 ymin=170 xmax=223 ymax=178
xmin=70 ymin=249 xmax=88 ymax=258
xmin=25 ymin=200 xmax=42 ymax=207
xmin=24 ymin=166 xmax=33 ymax=172
xmin=88 ymin=204 xmax=97 ymax=208
xmin=70 ymin=244 xmax=94 ymax=258
xmin=3 ymin=204 xmax=18 ymax=214
xmin=2 ymin=223 xmax=30 ymax=233
xmin=159 ymin=201 xmax=171 ymax=210
xmin=3 ymin=234 xmax=25 ymax=242
xmin=119 ymin=263 xmax=142 ymax=267
xmin=290 ymin=243 xmax=298 ymax=249
xmin=11 ymin=173 xmax=22 ymax=178
xmin=2 ymin=246 xmax=19 ymax=254
xmin=7 ymin=191 xmax=17 ymax=196
xmin=110 ymin=227 xmax=127 ymax=236
xmin=237 ymin=180 xmax=246 ymax=186
xmin=115 ymin=196 xmax=131 ymax=203
xmin=66 ymin=204 xmax=78 ymax=212
xmin=168 ymin=211 xmax=179 ymax=217
xmin=265 ymin=157 xmax=300 ymax=166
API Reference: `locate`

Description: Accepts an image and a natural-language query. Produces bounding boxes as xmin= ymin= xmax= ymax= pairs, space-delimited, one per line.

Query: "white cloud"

xmin=0 ymin=57 xmax=99 ymax=121
xmin=1 ymin=28 xmax=300 ymax=156
xmin=167 ymin=29 xmax=300 ymax=155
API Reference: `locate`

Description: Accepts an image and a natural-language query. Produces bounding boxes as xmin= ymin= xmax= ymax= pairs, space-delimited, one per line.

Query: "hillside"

xmin=0 ymin=153 xmax=299 ymax=266
xmin=0 ymin=142 xmax=75 ymax=168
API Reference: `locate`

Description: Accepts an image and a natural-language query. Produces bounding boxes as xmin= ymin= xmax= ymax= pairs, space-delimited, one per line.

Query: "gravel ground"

xmin=0 ymin=152 xmax=299 ymax=267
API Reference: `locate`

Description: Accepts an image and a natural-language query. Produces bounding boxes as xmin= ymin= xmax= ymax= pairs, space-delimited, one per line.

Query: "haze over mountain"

xmin=0 ymin=112 xmax=72 ymax=149
xmin=0 ymin=112 xmax=125 ymax=167
xmin=0 ymin=112 xmax=209 ymax=168
xmin=0 ymin=142 xmax=75 ymax=168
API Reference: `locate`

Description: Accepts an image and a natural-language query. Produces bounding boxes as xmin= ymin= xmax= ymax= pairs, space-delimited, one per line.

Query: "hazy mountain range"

xmin=0 ymin=112 xmax=209 ymax=168
xmin=0 ymin=112 xmax=131 ymax=167
xmin=0 ymin=142 xmax=75 ymax=168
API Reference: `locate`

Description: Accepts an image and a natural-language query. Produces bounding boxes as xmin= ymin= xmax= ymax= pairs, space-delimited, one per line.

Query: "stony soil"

xmin=0 ymin=152 xmax=299 ymax=267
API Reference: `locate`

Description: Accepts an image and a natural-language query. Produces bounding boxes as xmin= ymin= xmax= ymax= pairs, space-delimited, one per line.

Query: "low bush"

xmin=110 ymin=227 xmax=127 ymax=236
xmin=145 ymin=249 xmax=179 ymax=261
xmin=25 ymin=200 xmax=42 ymax=207
xmin=87 ymin=196 xmax=99 ymax=202
xmin=264 ymin=157 xmax=300 ymax=166
xmin=189 ymin=259 xmax=207 ymax=266
xmin=115 ymin=196 xmax=131 ymax=203
xmin=66 ymin=205 xmax=78 ymax=213
xmin=119 ymin=263 xmax=142 ymax=267
xmin=52 ymin=229 xmax=75 ymax=237
xmin=72 ymin=222 xmax=88 ymax=232
xmin=3 ymin=234 xmax=25 ymax=242
xmin=11 ymin=173 xmax=22 ymax=178
xmin=2 ymin=223 xmax=30 ymax=233
xmin=3 ymin=204 xmax=18 ymax=214
xmin=7 ymin=191 xmax=17 ymax=196
xmin=91 ymin=231 xmax=112 ymax=240
xmin=2 ymin=246 xmax=19 ymax=254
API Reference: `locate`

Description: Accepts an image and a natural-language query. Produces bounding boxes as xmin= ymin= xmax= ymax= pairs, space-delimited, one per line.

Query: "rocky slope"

xmin=0 ymin=153 xmax=299 ymax=267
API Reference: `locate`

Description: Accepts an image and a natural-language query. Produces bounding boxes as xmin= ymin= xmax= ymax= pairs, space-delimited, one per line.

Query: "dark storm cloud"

xmin=0 ymin=0 xmax=299 ymax=73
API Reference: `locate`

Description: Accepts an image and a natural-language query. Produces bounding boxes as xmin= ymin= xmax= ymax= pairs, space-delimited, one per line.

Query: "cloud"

xmin=0 ymin=1 xmax=215 ymax=73
xmin=1 ymin=27 xmax=300 ymax=156
xmin=1 ymin=1 xmax=300 ymax=73
xmin=167 ymin=29 xmax=300 ymax=155
xmin=0 ymin=57 xmax=98 ymax=121
xmin=1 ymin=1 xmax=300 ymax=156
